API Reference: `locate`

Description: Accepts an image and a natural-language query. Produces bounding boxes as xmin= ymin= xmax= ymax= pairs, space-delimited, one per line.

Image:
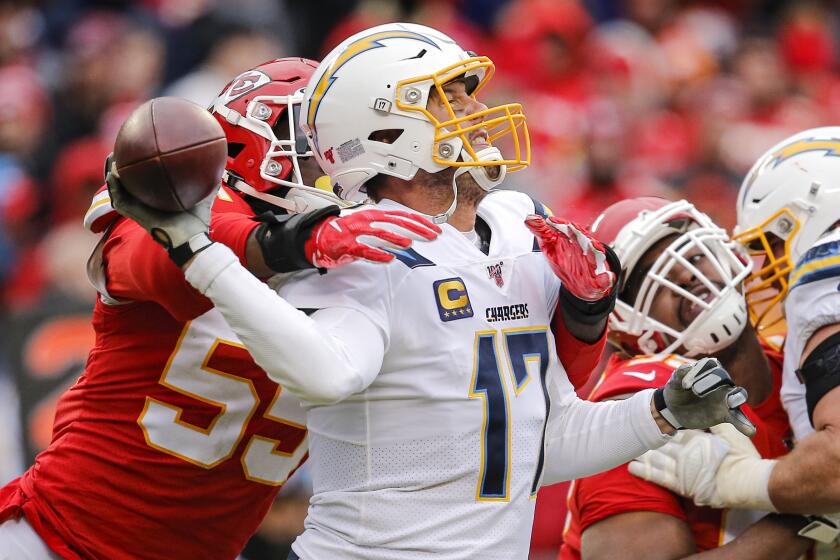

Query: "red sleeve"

xmin=743 ymin=405 xmax=789 ymax=459
xmin=591 ymin=355 xmax=676 ymax=401
xmin=590 ymin=355 xmax=789 ymax=458
xmin=103 ymin=188 xmax=259 ymax=322
xmin=208 ymin=187 xmax=259 ymax=268
xmin=574 ymin=464 xmax=687 ymax=532
xmin=552 ymin=310 xmax=606 ymax=391
xmin=750 ymin=345 xmax=792 ymax=448
xmin=103 ymin=218 xmax=213 ymax=322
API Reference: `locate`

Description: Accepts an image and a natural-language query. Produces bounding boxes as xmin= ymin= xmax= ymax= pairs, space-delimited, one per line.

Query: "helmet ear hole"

xmin=228 ymin=142 xmax=246 ymax=158
xmin=368 ymin=129 xmax=405 ymax=144
xmin=271 ymin=111 xmax=290 ymax=140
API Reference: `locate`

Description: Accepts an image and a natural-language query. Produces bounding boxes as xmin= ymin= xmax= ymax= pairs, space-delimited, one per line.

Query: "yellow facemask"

xmin=395 ymin=56 xmax=530 ymax=172
xmin=732 ymin=208 xmax=800 ymax=341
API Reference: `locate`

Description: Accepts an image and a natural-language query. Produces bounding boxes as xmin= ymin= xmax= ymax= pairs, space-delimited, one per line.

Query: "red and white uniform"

xmin=559 ymin=351 xmax=789 ymax=560
xmin=0 ymin=186 xmax=308 ymax=560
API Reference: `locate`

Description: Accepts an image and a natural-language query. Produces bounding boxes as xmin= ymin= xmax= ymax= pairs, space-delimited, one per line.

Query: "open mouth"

xmin=469 ymin=130 xmax=490 ymax=150
xmin=678 ymin=282 xmax=719 ymax=326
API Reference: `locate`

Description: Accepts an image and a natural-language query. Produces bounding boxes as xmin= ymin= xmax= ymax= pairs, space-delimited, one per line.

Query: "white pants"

xmin=0 ymin=517 xmax=61 ymax=560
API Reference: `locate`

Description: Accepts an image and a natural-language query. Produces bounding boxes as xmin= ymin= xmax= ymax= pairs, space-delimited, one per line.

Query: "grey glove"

xmin=654 ymin=357 xmax=756 ymax=437
xmin=105 ymin=155 xmax=215 ymax=266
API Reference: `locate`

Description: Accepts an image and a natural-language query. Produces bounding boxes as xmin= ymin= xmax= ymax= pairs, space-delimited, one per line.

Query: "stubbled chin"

xmin=679 ymin=300 xmax=703 ymax=326
xmin=679 ymin=285 xmax=721 ymax=326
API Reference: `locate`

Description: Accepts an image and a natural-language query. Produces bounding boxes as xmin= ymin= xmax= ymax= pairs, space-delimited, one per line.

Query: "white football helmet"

xmin=299 ymin=22 xmax=530 ymax=211
xmin=734 ymin=126 xmax=840 ymax=333
xmin=590 ymin=197 xmax=752 ymax=357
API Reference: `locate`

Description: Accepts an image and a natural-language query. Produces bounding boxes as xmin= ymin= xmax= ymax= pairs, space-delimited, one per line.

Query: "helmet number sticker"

xmin=373 ymin=98 xmax=392 ymax=112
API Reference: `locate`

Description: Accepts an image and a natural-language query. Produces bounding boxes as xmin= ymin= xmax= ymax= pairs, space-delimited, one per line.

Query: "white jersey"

xmin=181 ymin=189 xmax=665 ymax=559
xmin=277 ymin=190 xmax=562 ymax=559
xmin=782 ymin=228 xmax=840 ymax=440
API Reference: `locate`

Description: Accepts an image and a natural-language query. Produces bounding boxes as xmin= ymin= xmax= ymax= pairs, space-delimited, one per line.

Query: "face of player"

xmin=743 ymin=231 xmax=786 ymax=281
xmin=625 ymin=234 xmax=731 ymax=338
xmin=426 ymin=79 xmax=501 ymax=183
xmin=296 ymin=152 xmax=323 ymax=186
xmin=273 ymin=106 xmax=323 ymax=187
xmin=426 ymin=79 xmax=489 ymax=148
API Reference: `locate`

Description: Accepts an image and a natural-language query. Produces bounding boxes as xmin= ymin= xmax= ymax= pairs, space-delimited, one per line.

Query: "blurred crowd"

xmin=1 ymin=0 xmax=838 ymax=558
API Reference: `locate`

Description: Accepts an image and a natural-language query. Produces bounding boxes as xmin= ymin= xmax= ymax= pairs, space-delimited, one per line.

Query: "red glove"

xmin=525 ymin=214 xmax=616 ymax=301
xmin=305 ymin=209 xmax=441 ymax=268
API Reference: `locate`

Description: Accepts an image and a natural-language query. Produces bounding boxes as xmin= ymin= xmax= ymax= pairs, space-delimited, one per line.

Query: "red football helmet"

xmin=590 ymin=197 xmax=751 ymax=357
xmin=210 ymin=58 xmax=340 ymax=213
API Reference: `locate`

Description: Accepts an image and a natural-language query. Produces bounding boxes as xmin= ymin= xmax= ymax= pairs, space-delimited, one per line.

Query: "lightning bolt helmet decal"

xmin=306 ymin=30 xmax=440 ymax=152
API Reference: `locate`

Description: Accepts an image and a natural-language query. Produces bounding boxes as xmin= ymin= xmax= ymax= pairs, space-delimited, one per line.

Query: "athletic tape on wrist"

xmin=168 ymin=232 xmax=214 ymax=268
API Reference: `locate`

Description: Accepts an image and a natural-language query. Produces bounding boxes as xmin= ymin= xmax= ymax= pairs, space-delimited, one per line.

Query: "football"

xmin=113 ymin=96 xmax=227 ymax=212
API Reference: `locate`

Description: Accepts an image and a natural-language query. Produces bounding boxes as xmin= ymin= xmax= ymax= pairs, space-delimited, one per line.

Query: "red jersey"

xmin=559 ymin=352 xmax=789 ymax=560
xmin=751 ymin=342 xmax=791 ymax=446
xmin=0 ymin=186 xmax=309 ymax=560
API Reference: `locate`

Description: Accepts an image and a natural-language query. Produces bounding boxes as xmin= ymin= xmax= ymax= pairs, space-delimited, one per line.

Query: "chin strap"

xmin=455 ymin=147 xmax=507 ymax=191
xmin=431 ymin=147 xmax=508 ymax=225
xmin=223 ymin=171 xmax=345 ymax=214
xmin=430 ymin=178 xmax=459 ymax=225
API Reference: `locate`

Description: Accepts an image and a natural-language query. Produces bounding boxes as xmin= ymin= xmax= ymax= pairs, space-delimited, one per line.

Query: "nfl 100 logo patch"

xmin=487 ymin=261 xmax=504 ymax=288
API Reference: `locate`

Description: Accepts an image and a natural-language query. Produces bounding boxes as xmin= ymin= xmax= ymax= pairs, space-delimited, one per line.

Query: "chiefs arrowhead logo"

xmin=223 ymin=70 xmax=270 ymax=102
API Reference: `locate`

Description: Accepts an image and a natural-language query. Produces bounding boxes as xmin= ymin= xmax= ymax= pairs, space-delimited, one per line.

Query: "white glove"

xmin=106 ymin=157 xmax=215 ymax=265
xmin=628 ymin=423 xmax=778 ymax=511
xmin=655 ymin=357 xmax=756 ymax=437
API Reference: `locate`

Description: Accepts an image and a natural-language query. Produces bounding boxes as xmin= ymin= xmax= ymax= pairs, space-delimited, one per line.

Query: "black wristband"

xmin=557 ymin=243 xmax=622 ymax=326
xmin=253 ymin=205 xmax=341 ymax=273
xmin=168 ymin=233 xmax=214 ymax=268
xmin=653 ymin=386 xmax=683 ymax=430
xmin=653 ymin=387 xmax=667 ymax=413
xmin=796 ymin=329 xmax=840 ymax=423
xmin=773 ymin=514 xmax=817 ymax=535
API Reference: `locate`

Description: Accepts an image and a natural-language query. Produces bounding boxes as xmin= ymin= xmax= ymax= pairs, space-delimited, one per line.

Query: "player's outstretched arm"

xmin=583 ymin=511 xmax=809 ymax=560
xmin=581 ymin=511 xmax=696 ymax=560
xmin=104 ymin=154 xmax=440 ymax=272
xmin=541 ymin=365 xmax=668 ymax=485
xmin=767 ymin=322 xmax=840 ymax=513
xmin=630 ymin=418 xmax=840 ymax=544
xmin=542 ymin=358 xmax=753 ymax=484
xmin=766 ymin=384 xmax=840 ymax=514
xmin=248 ymin=206 xmax=440 ymax=274
xmin=184 ymin=241 xmax=386 ymax=404
xmin=654 ymin=358 xmax=755 ymax=437
xmin=629 ymin=425 xmax=777 ymax=511
xmin=631 ymin=331 xmax=840 ymax=516
xmin=106 ymin=165 xmax=434 ymax=404
xmin=683 ymin=515 xmax=810 ymax=560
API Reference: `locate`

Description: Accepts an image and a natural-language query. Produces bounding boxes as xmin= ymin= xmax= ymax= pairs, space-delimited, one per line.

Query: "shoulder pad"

xmin=478 ymin=189 xmax=546 ymax=220
xmin=790 ymin=231 xmax=840 ymax=292
xmin=84 ymin=186 xmax=118 ymax=233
